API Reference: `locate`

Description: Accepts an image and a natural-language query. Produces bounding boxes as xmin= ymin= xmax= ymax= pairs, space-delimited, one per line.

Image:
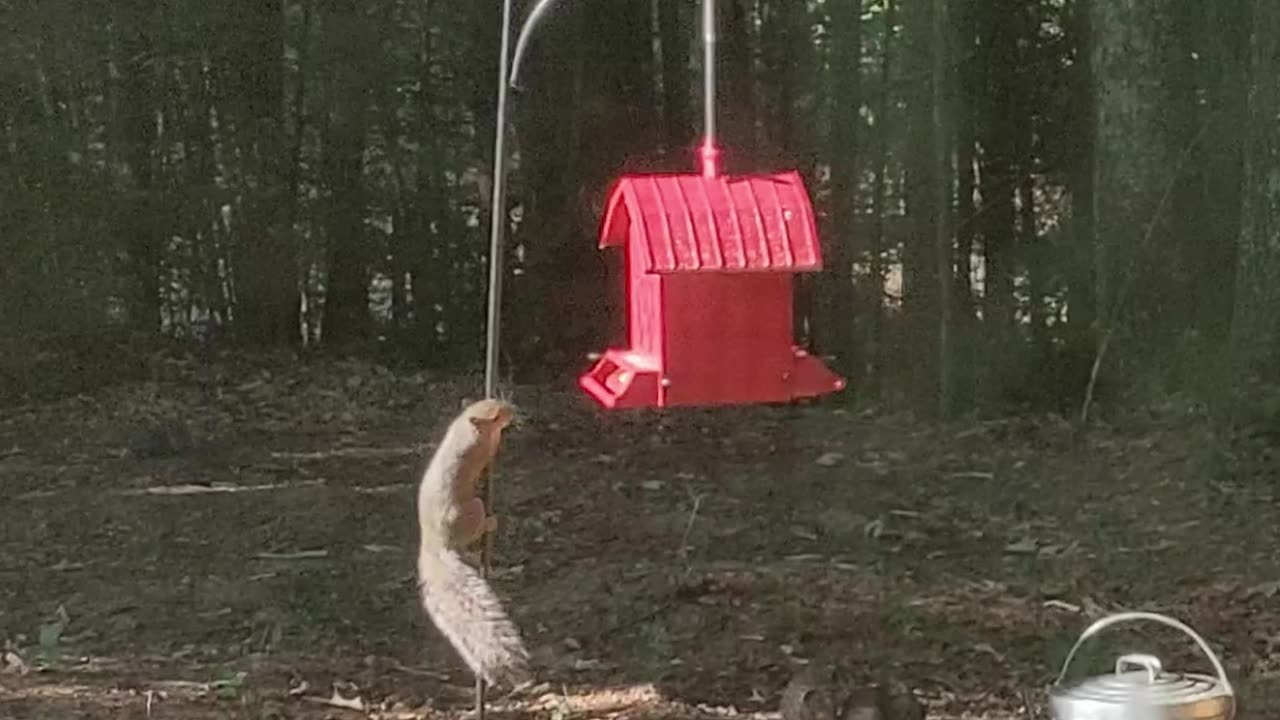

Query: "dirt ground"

xmin=2 ymin=354 xmax=1279 ymax=719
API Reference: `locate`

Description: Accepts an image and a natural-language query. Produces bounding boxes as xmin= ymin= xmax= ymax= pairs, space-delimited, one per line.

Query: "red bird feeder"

xmin=573 ymin=0 xmax=845 ymax=409
xmin=578 ymin=169 xmax=846 ymax=408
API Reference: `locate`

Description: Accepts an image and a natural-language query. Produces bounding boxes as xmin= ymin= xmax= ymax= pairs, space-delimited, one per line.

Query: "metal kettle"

xmin=1048 ymin=612 xmax=1235 ymax=720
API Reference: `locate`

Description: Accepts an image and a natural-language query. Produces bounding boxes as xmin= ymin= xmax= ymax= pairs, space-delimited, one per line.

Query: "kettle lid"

xmin=1050 ymin=653 xmax=1233 ymax=720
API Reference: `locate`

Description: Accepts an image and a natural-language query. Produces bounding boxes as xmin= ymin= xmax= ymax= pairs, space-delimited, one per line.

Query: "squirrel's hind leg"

xmin=450 ymin=497 xmax=497 ymax=547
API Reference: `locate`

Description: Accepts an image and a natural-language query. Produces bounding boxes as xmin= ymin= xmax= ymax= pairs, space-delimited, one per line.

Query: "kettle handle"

xmin=1052 ymin=611 xmax=1232 ymax=694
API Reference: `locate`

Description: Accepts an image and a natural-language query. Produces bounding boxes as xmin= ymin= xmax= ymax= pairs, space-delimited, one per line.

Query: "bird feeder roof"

xmin=598 ymin=170 xmax=824 ymax=274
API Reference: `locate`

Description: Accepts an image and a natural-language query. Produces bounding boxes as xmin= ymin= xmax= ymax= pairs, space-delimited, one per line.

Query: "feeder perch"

xmin=578 ymin=170 xmax=846 ymax=409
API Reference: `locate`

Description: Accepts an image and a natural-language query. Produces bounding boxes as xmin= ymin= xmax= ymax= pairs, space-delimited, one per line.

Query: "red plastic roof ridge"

xmin=597 ymin=170 xmax=824 ymax=274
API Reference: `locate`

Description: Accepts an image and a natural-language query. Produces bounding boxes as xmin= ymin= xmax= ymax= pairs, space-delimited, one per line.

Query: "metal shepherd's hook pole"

xmin=484 ymin=0 xmax=516 ymax=402
xmin=478 ymin=0 xmax=702 ymax=704
xmin=473 ymin=1 xmax=567 ymax=715
xmin=478 ymin=0 xmax=515 ymax=716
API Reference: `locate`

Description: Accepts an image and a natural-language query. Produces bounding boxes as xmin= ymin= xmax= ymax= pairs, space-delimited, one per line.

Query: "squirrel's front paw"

xmin=484 ymin=515 xmax=499 ymax=533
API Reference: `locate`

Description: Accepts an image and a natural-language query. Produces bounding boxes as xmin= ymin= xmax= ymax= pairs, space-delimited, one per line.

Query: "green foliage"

xmin=35 ymin=605 xmax=70 ymax=667
xmin=210 ymin=668 xmax=250 ymax=701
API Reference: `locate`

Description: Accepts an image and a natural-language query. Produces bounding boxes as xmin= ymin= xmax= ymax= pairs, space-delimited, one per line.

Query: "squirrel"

xmin=415 ymin=398 xmax=531 ymax=688
xmin=780 ymin=663 xmax=924 ymax=720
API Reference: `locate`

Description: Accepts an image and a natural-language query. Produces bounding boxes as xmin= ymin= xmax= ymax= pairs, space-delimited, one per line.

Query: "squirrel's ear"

xmin=459 ymin=396 xmax=474 ymax=411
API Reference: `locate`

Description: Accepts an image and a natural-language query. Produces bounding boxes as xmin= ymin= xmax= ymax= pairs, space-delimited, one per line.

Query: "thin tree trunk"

xmin=1019 ymin=172 xmax=1042 ymax=349
xmin=902 ymin=0 xmax=941 ymax=406
xmin=319 ymin=115 xmax=369 ymax=346
xmin=821 ymin=0 xmax=862 ymax=377
xmin=1011 ymin=0 xmax=1039 ymax=353
xmin=932 ymin=0 xmax=954 ymax=417
xmin=114 ymin=0 xmax=162 ymax=334
xmin=288 ymin=0 xmax=312 ymax=341
xmin=318 ymin=0 xmax=371 ymax=347
xmin=228 ymin=0 xmax=297 ymax=346
xmin=721 ymin=0 xmax=756 ymax=163
xmin=866 ymin=0 xmax=897 ymax=393
xmin=1066 ymin=0 xmax=1096 ymax=362
xmin=1231 ymin=0 xmax=1280 ymax=386
xmin=952 ymin=0 xmax=977 ymax=407
xmin=1089 ymin=0 xmax=1178 ymax=373
xmin=658 ymin=0 xmax=693 ymax=154
xmin=410 ymin=0 xmax=447 ymax=362
xmin=186 ymin=54 xmax=225 ymax=334
xmin=974 ymin=0 xmax=1019 ymax=402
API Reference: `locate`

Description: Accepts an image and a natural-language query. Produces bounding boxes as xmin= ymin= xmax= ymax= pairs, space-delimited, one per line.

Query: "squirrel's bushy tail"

xmin=417 ymin=546 xmax=531 ymax=687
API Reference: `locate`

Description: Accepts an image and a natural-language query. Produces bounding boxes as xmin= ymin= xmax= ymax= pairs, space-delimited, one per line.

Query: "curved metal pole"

xmin=486 ymin=0 xmax=565 ymax=400
xmin=510 ymin=0 xmax=719 ymax=177
xmin=510 ymin=0 xmax=569 ymax=90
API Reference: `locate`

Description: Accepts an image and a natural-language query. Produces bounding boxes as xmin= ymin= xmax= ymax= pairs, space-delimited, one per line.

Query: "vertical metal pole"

xmin=700 ymin=0 xmax=720 ymax=177
xmin=485 ymin=3 xmax=515 ymax=402
xmin=479 ymin=0 xmax=515 ymax=717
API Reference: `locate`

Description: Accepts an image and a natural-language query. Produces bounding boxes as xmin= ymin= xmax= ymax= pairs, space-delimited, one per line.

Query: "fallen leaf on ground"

xmin=2 ymin=650 xmax=28 ymax=675
xmin=1004 ymin=537 xmax=1038 ymax=554
xmin=815 ymin=452 xmax=845 ymax=467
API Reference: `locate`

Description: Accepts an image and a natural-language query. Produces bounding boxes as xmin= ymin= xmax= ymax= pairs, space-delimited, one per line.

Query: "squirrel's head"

xmin=459 ymin=398 xmax=517 ymax=432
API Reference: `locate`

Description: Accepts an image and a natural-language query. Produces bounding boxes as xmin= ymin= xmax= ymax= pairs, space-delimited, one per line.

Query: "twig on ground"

xmin=945 ymin=471 xmax=995 ymax=481
xmin=270 ymin=446 xmax=419 ymax=460
xmin=113 ymin=479 xmax=325 ymax=497
xmin=301 ymin=689 xmax=365 ymax=712
xmin=676 ymin=490 xmax=705 ymax=579
xmin=254 ymin=549 xmax=329 ymax=561
xmin=387 ymin=659 xmax=452 ymax=681
xmin=1020 ymin=689 xmax=1039 ymax=720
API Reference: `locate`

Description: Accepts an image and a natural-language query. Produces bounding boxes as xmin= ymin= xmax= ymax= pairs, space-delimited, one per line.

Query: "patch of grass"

xmin=209 ymin=668 xmax=249 ymax=701
xmin=35 ymin=605 xmax=70 ymax=668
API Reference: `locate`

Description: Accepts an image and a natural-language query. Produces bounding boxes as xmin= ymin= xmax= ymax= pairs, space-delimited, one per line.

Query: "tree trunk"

xmin=759 ymin=1 xmax=820 ymax=346
xmin=114 ymin=0 xmax=162 ymax=334
xmin=720 ymin=0 xmax=756 ymax=164
xmin=819 ymin=0 xmax=862 ymax=378
xmin=658 ymin=0 xmax=693 ymax=154
xmin=228 ymin=0 xmax=298 ymax=346
xmin=931 ymin=0 xmax=954 ymax=417
xmin=1193 ymin=0 xmax=1249 ymax=347
xmin=901 ymin=0 xmax=943 ymax=407
xmin=1090 ymin=0 xmax=1178 ymax=374
xmin=760 ymin=0 xmax=804 ymax=157
xmin=317 ymin=0 xmax=371 ymax=348
xmin=1231 ymin=0 xmax=1280 ymax=384
xmin=974 ymin=0 xmax=1021 ymax=402
xmin=952 ymin=0 xmax=976 ymax=301
xmin=1065 ymin=0 xmax=1096 ymax=364
xmin=403 ymin=0 xmax=446 ymax=362
xmin=1010 ymin=0 xmax=1038 ymax=356
xmin=952 ymin=0 xmax=977 ymax=408
xmin=187 ymin=52 xmax=230 ymax=335
xmin=320 ymin=114 xmax=369 ymax=347
xmin=507 ymin=4 xmax=575 ymax=378
xmin=866 ymin=0 xmax=897 ymax=394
